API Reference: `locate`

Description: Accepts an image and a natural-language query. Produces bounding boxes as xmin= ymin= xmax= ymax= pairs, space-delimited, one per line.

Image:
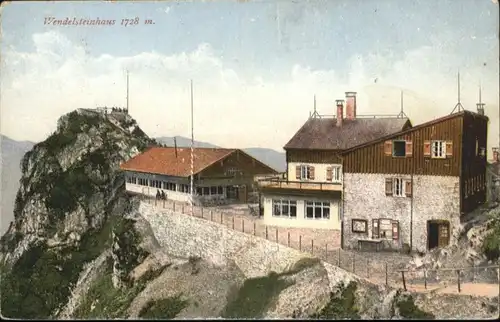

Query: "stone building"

xmin=341 ymin=110 xmax=489 ymax=253
xmin=257 ymin=92 xmax=411 ymax=231
xmin=121 ymin=146 xmax=278 ymax=204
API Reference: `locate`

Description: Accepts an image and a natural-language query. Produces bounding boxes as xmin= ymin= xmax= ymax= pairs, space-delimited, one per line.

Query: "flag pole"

xmin=190 ymin=80 xmax=195 ymax=215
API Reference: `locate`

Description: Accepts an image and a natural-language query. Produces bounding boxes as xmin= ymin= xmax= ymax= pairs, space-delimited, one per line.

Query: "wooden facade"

xmin=199 ymin=150 xmax=277 ymax=179
xmin=286 ymin=149 xmax=342 ymax=164
xmin=342 ymin=114 xmax=464 ymax=176
xmin=342 ymin=111 xmax=489 ymax=214
xmin=461 ymin=112 xmax=488 ymax=213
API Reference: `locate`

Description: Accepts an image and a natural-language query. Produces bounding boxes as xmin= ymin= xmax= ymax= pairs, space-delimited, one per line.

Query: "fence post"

xmin=201 ymin=207 xmax=204 ymax=218
xmin=253 ymin=222 xmax=256 ymax=236
xmin=385 ymin=263 xmax=388 ymax=287
xmin=311 ymin=240 xmax=314 ymax=254
xmin=232 ymin=217 xmax=235 ymax=230
xmin=424 ymin=270 xmax=427 ymax=290
xmin=210 ymin=210 xmax=213 ymax=221
xmin=287 ymin=232 xmax=290 ymax=247
xmin=457 ymin=269 xmax=461 ymax=293
xmin=299 ymin=235 xmax=302 ymax=251
xmin=325 ymin=244 xmax=328 ymax=260
xmin=266 ymin=226 xmax=268 ymax=240
xmin=401 ymin=271 xmax=407 ymax=291
xmin=352 ymin=254 xmax=355 ymax=273
xmin=162 ymin=199 xmax=165 ymax=208
xmin=366 ymin=259 xmax=369 ymax=278
xmin=242 ymin=220 xmax=245 ymax=232
xmin=220 ymin=213 xmax=223 ymax=224
xmin=337 ymin=248 xmax=341 ymax=266
xmin=182 ymin=204 xmax=184 ymax=213
xmin=275 ymin=229 xmax=278 ymax=242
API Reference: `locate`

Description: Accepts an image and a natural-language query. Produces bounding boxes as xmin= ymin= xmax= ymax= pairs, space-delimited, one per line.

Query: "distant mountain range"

xmin=1 ymin=135 xmax=35 ymax=234
xmin=155 ymin=136 xmax=286 ymax=172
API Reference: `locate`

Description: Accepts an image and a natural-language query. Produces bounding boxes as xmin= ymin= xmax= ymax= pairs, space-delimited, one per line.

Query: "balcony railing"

xmin=257 ymin=177 xmax=342 ymax=191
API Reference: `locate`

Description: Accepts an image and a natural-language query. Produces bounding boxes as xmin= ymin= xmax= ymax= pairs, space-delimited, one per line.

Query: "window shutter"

xmin=423 ymin=140 xmax=431 ymax=157
xmin=445 ymin=141 xmax=453 ymax=157
xmin=309 ymin=166 xmax=315 ymax=180
xmin=326 ymin=167 xmax=333 ymax=181
xmin=392 ymin=221 xmax=399 ymax=240
xmin=405 ymin=180 xmax=412 ymax=197
xmin=295 ymin=165 xmax=301 ymax=180
xmin=372 ymin=219 xmax=379 ymax=238
xmin=405 ymin=141 xmax=413 ymax=157
xmin=385 ymin=178 xmax=393 ymax=196
xmin=384 ymin=141 xmax=393 ymax=156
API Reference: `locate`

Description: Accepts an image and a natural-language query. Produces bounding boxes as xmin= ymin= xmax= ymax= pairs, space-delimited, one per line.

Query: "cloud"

xmin=1 ymin=31 xmax=498 ymax=155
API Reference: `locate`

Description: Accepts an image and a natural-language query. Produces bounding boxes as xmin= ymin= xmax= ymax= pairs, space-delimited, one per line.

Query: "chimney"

xmin=493 ymin=147 xmax=499 ymax=163
xmin=476 ymin=103 xmax=485 ymax=116
xmin=345 ymin=92 xmax=357 ymax=120
xmin=335 ymin=100 xmax=344 ymax=127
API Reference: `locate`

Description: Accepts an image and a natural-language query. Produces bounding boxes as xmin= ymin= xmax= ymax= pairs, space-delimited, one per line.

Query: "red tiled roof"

xmin=120 ymin=146 xmax=236 ymax=177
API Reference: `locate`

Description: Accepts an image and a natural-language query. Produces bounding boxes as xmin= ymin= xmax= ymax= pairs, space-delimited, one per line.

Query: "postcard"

xmin=0 ymin=0 xmax=499 ymax=320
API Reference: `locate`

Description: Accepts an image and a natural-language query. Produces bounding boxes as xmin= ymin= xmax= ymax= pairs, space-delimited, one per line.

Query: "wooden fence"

xmin=143 ymin=196 xmax=500 ymax=297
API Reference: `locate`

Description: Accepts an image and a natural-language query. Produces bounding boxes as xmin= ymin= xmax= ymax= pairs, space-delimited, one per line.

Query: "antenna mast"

xmin=190 ymin=80 xmax=195 ymax=214
xmin=451 ymin=70 xmax=464 ymax=114
xmin=397 ymin=90 xmax=407 ymax=118
xmin=126 ymin=70 xmax=129 ymax=114
xmin=311 ymin=94 xmax=321 ymax=118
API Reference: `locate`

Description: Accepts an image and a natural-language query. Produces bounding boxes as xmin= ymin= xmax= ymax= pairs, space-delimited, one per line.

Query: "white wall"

xmin=287 ymin=162 xmax=342 ymax=184
xmin=343 ymin=173 xmax=461 ymax=253
xmin=126 ymin=183 xmax=192 ymax=202
xmin=262 ymin=194 xmax=341 ymax=230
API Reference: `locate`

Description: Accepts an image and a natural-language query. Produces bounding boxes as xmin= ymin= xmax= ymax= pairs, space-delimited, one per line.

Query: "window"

xmin=272 ymin=200 xmax=297 ymax=218
xmin=385 ymin=178 xmax=411 ymax=197
xmin=425 ymin=140 xmax=452 ymax=158
xmin=149 ymin=180 xmax=161 ymax=188
xmin=475 ymin=138 xmax=479 ymax=156
xmin=372 ymin=219 xmax=399 ymax=240
xmin=305 ymin=201 xmax=330 ymax=219
xmin=393 ymin=178 xmax=404 ymax=197
xmin=210 ymin=186 xmax=217 ymax=195
xmin=196 ymin=187 xmax=203 ymax=195
xmin=126 ymin=176 xmax=137 ymax=184
xmin=326 ymin=165 xmax=342 ymax=182
xmin=217 ymin=186 xmax=223 ymax=194
xmin=296 ymin=165 xmax=315 ymax=180
xmin=203 ymin=187 xmax=210 ymax=195
xmin=163 ymin=182 xmax=176 ymax=191
xmin=352 ymin=219 xmax=367 ymax=233
xmin=138 ymin=178 xmax=147 ymax=186
xmin=179 ymin=184 xmax=190 ymax=193
xmin=431 ymin=140 xmax=446 ymax=158
xmin=392 ymin=140 xmax=407 ymax=157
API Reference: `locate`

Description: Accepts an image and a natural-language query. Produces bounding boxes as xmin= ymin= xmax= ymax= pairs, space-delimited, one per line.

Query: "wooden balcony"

xmin=257 ymin=177 xmax=342 ymax=192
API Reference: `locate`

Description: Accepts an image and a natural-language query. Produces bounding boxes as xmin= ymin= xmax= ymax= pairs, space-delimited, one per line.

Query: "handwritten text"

xmin=43 ymin=17 xmax=155 ymax=26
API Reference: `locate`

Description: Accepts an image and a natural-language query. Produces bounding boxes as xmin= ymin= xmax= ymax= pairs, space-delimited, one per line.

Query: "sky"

xmin=1 ymin=0 xmax=499 ymax=154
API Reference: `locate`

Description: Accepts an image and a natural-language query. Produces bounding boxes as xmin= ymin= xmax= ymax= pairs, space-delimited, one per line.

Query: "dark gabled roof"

xmin=340 ymin=110 xmax=488 ymax=154
xmin=283 ymin=116 xmax=411 ymax=150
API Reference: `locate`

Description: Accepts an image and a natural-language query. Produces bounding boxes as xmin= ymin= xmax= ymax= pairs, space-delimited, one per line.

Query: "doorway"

xmin=427 ymin=220 xmax=450 ymax=250
xmin=226 ymin=186 xmax=239 ymax=200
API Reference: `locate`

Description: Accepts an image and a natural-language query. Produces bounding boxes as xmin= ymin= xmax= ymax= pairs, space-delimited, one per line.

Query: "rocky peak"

xmin=0 ymin=108 xmax=155 ymax=263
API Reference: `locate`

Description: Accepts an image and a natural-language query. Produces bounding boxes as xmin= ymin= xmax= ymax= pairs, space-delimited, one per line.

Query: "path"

xmin=141 ymin=196 xmax=499 ymax=299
